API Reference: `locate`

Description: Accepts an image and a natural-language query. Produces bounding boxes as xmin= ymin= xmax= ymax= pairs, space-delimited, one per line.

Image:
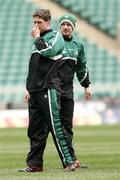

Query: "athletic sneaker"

xmin=18 ymin=166 xmax=43 ymax=172
xmin=74 ymin=160 xmax=88 ymax=169
xmin=65 ymin=164 xmax=76 ymax=171
xmin=74 ymin=160 xmax=81 ymax=169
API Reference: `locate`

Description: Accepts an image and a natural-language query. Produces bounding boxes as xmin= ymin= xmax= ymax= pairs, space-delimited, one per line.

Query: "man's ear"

xmin=47 ymin=20 xmax=51 ymax=26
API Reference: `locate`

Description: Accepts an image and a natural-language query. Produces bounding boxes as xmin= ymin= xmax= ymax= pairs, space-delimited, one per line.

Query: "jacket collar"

xmin=40 ymin=29 xmax=53 ymax=37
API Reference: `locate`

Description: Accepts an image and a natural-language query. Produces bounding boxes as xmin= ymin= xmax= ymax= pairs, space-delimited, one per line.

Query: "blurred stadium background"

xmin=0 ymin=0 xmax=120 ymax=127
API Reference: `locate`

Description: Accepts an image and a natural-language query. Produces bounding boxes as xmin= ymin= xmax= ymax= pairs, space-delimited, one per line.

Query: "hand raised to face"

xmin=31 ymin=24 xmax=40 ymax=38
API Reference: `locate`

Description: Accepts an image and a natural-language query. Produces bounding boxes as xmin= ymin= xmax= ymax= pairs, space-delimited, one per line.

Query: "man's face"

xmin=60 ymin=22 xmax=73 ymax=38
xmin=33 ymin=16 xmax=50 ymax=33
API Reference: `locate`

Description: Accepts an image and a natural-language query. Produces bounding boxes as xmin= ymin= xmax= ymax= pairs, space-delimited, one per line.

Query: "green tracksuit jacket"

xmin=26 ymin=29 xmax=65 ymax=93
xmin=58 ymin=35 xmax=91 ymax=98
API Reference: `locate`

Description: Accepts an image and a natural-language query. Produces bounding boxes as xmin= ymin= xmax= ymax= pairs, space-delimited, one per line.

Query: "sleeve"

xmin=34 ymin=32 xmax=65 ymax=59
xmin=80 ymin=71 xmax=91 ymax=88
xmin=34 ymin=37 xmax=48 ymax=50
xmin=76 ymin=44 xmax=91 ymax=86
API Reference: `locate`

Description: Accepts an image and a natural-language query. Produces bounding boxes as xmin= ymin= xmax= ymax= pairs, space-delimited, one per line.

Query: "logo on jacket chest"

xmin=63 ymin=48 xmax=78 ymax=58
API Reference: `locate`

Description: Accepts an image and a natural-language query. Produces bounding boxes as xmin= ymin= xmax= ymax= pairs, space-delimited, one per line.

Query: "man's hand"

xmin=24 ymin=90 xmax=30 ymax=103
xmin=84 ymin=87 xmax=92 ymax=100
xmin=31 ymin=24 xmax=40 ymax=38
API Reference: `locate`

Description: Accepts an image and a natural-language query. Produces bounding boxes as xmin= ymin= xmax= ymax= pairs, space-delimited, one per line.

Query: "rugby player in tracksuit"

xmin=19 ymin=9 xmax=76 ymax=172
xmin=58 ymin=14 xmax=92 ymax=168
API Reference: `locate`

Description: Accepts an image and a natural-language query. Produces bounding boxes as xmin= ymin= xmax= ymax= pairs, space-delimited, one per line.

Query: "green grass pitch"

xmin=0 ymin=125 xmax=120 ymax=180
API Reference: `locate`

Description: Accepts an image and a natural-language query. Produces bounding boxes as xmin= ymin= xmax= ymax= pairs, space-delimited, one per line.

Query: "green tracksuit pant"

xmin=26 ymin=89 xmax=74 ymax=168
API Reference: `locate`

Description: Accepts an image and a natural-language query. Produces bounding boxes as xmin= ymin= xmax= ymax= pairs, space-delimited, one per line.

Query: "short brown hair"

xmin=33 ymin=9 xmax=51 ymax=21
